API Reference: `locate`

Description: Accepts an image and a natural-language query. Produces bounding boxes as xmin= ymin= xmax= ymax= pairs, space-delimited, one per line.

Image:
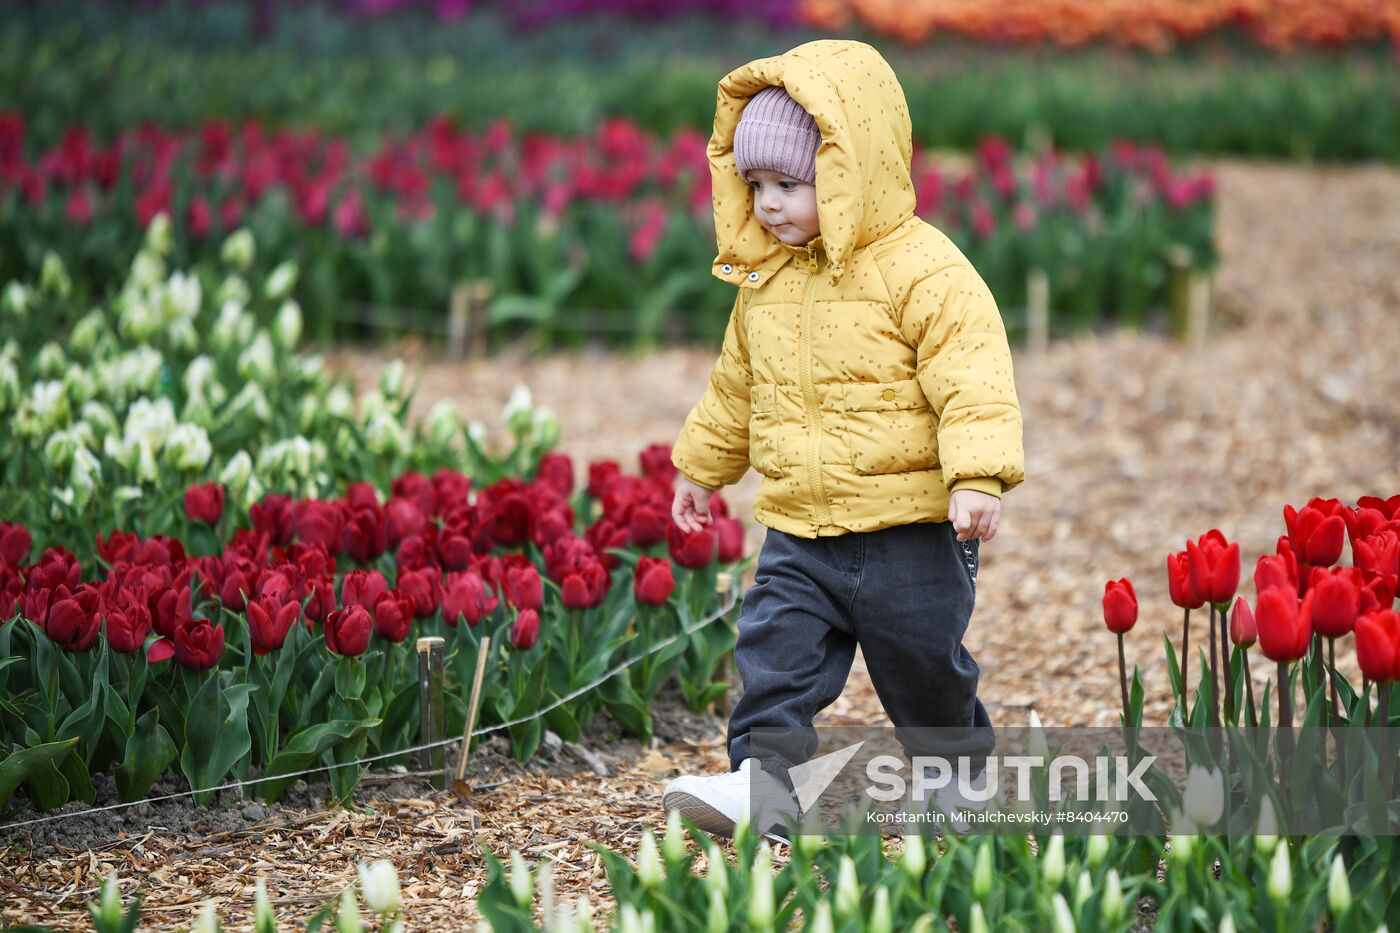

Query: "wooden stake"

xmin=1026 ymin=268 xmax=1049 ymax=355
xmin=1187 ymin=270 xmax=1212 ymax=350
xmin=452 ymin=635 xmax=492 ymax=800
xmin=447 ymin=285 xmax=471 ymax=360
xmin=416 ymin=636 xmax=446 ymax=789
xmin=713 ymin=571 xmax=736 ymax=718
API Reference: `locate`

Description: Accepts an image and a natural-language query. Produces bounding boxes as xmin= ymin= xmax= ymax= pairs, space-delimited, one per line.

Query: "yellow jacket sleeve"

xmin=899 ymin=263 xmax=1025 ymax=497
xmin=670 ymin=290 xmax=754 ymax=491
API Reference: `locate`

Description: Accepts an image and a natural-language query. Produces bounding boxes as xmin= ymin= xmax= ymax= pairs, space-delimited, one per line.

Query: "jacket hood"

xmin=708 ymin=40 xmax=917 ymax=289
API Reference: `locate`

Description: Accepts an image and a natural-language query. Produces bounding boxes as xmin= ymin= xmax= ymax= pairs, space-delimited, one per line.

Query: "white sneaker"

xmin=663 ymin=757 xmax=800 ymax=842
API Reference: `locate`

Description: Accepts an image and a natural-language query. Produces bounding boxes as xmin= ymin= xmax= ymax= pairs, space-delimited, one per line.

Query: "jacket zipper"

xmin=798 ymin=246 xmax=832 ymax=527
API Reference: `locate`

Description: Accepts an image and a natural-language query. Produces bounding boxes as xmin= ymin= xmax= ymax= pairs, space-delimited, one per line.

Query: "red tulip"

xmin=635 ymin=556 xmax=676 ymax=607
xmin=1186 ymin=530 xmax=1241 ymax=606
xmin=1308 ymin=567 xmax=1361 ymax=639
xmin=1254 ymin=552 xmax=1297 ymax=596
xmin=1355 ymin=609 xmax=1400 ymax=683
xmin=104 ymin=592 xmax=153 ymax=654
xmin=296 ymin=499 xmax=345 ymax=552
xmin=397 ymin=567 xmax=442 ymax=619
xmin=1357 ymin=496 xmax=1400 ymax=522
xmin=372 ymin=593 xmax=414 ymax=643
xmin=1284 ymin=500 xmax=1347 ymax=568
xmin=1360 ymin=573 xmax=1397 ymax=614
xmin=560 ymin=561 xmax=608 ymax=609
xmin=1255 ymin=588 xmax=1315 ymax=663
xmin=184 ymin=482 xmax=225 ymax=524
xmin=441 ymin=571 xmax=498 ymax=627
xmin=715 ymin=515 xmax=745 ymax=563
xmin=1102 ymin=578 xmax=1138 ymax=634
xmin=46 ymin=586 xmax=102 ymax=651
xmin=503 ymin=564 xmax=542 ymax=612
xmin=667 ymin=522 xmax=716 ymax=569
xmin=247 ymin=597 xmax=300 ymax=655
xmin=510 ymin=608 xmax=541 ymax=650
xmin=341 ymin=569 xmax=389 ymax=612
xmin=0 ymin=521 xmax=32 ymax=568
xmin=26 ymin=546 xmax=81 ymax=593
xmin=325 ymin=605 xmax=371 ymax=657
xmin=172 ymin=616 xmax=224 ymax=671
xmin=1166 ymin=551 xmax=1205 ymax=610
xmin=1229 ymin=595 xmax=1257 ymax=647
xmin=251 ymin=494 xmax=298 ymax=546
xmin=1355 ymin=530 xmax=1400 ymax=579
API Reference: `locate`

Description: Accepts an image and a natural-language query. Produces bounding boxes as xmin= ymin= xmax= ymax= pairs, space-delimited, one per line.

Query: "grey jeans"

xmin=728 ymin=519 xmax=995 ymax=781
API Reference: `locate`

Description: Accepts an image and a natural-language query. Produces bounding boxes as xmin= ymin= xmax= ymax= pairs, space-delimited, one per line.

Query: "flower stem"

xmin=1180 ymin=607 xmax=1191 ymax=713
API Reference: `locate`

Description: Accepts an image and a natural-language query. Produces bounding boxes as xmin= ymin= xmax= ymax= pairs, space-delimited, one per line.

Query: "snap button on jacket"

xmin=671 ymin=39 xmax=1026 ymax=539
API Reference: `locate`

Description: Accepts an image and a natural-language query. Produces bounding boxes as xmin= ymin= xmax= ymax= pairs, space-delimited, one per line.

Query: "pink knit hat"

xmin=733 ymin=85 xmax=820 ymax=185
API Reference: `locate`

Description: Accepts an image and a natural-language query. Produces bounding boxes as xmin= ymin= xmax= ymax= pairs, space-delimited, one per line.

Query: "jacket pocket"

xmin=842 ymin=378 xmax=940 ymax=475
xmin=748 ymin=383 xmax=785 ymax=479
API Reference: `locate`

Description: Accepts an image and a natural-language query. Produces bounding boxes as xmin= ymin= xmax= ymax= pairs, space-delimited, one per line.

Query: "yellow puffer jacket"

xmin=671 ymin=39 xmax=1025 ymax=538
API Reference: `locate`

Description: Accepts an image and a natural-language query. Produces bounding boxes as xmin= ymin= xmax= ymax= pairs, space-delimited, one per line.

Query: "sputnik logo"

xmin=786 ymin=741 xmax=866 ymax=813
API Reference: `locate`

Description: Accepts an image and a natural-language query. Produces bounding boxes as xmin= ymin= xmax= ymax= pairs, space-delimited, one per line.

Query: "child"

xmin=663 ymin=40 xmax=1025 ymax=839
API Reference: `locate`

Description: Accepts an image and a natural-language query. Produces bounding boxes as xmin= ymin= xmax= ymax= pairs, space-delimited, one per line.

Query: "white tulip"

xmin=1182 ymin=765 xmax=1225 ymax=830
xmin=145 ymin=212 xmax=172 ymax=255
xmin=662 ymin=809 xmax=685 ymax=864
xmin=264 ymin=260 xmax=299 ymax=301
xmin=636 ymin=831 xmax=663 ymax=889
xmin=228 ymin=382 xmax=271 ymax=425
xmin=335 ymin=885 xmax=363 ymax=933
xmin=325 ymin=385 xmax=353 ymax=419
xmin=1051 ymin=893 xmax=1076 ymax=933
xmin=274 ymin=299 xmax=303 ymax=350
xmin=238 ymin=332 xmax=276 ymax=383
xmin=216 ymin=274 xmax=250 ymax=308
xmin=1 ymin=281 xmax=32 ymax=319
xmin=869 ymin=887 xmax=893 ymax=933
xmin=1087 ymin=830 xmax=1110 ymax=869
xmin=968 ymin=903 xmax=990 ymax=933
xmin=1028 ymin=708 xmax=1050 ymax=761
xmin=221 ymin=228 xmax=256 ymax=270
xmin=70 ymin=309 xmax=106 ymax=357
xmin=39 ymin=251 xmax=71 ymax=299
xmin=1101 ymin=868 xmax=1125 ymax=925
xmin=706 ymin=887 xmax=728 ymax=933
xmin=1266 ymin=840 xmax=1291 ymax=904
xmin=508 ymin=851 xmax=533 ymax=909
xmin=749 ymin=842 xmax=776 ymax=930
xmin=427 ymin=400 xmax=462 ymax=448
xmin=36 ymin=342 xmax=66 ymax=379
xmin=1073 ymin=868 xmax=1093 ymax=914
xmin=219 ymin=451 xmax=253 ymax=492
xmin=1255 ymin=794 xmax=1279 ymax=855
xmin=128 ymin=250 xmax=164 ymax=291
xmin=704 ymin=843 xmax=728 ymax=897
xmin=1041 ymin=832 xmax=1066 ymax=887
xmin=68 ymin=445 xmax=100 ymax=496
xmin=253 ymin=878 xmax=276 ymax=933
xmin=364 ymin=410 xmax=408 ymax=457
xmin=833 ymin=853 xmax=859 ymax=918
xmin=1327 ymin=851 xmax=1351 ymax=916
xmin=356 ymin=860 xmax=400 ymax=916
xmin=379 ymin=359 xmax=406 ymax=400
xmin=163 ymin=270 xmax=202 ymax=324
xmin=165 ymin=423 xmax=212 ymax=472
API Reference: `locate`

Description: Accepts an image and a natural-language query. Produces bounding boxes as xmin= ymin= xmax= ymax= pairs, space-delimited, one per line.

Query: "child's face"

xmin=746 ymin=169 xmax=820 ymax=247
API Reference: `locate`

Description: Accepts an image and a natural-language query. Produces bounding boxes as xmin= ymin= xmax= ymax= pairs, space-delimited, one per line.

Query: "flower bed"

xmin=0 ymin=222 xmax=747 ymax=813
xmin=0 ymin=116 xmax=1215 ymax=347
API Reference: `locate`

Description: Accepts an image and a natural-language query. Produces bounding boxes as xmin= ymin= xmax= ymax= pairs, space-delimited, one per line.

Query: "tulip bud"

xmin=619 ymin=905 xmax=643 ymax=933
xmin=972 ymin=842 xmax=994 ymax=901
xmin=70 ymin=309 xmax=106 ymax=358
xmin=1266 ymin=841 xmax=1291 ymax=904
xmin=326 ymin=385 xmax=354 ymax=419
xmin=145 ymin=212 xmax=173 ymax=255
xmin=1101 ymin=868 xmax=1125 ymax=925
xmin=1051 ymin=893 xmax=1075 ymax=933
xmin=164 ymin=270 xmax=202 ymax=323
xmin=1327 ymin=852 xmax=1351 ymax=916
xmin=833 ymin=853 xmax=859 ymax=918
xmin=219 ymin=451 xmax=253 ymax=493
xmin=1087 ymin=831 xmax=1110 ymax=869
xmin=1073 ymin=868 xmax=1093 ymax=914
xmin=794 ymin=830 xmax=826 ymax=861
xmin=1028 ymin=708 xmax=1049 ymax=761
xmin=900 ymin=832 xmax=926 ymax=881
xmin=95 ymin=872 xmax=124 ymax=929
xmin=254 ymin=878 xmax=276 ymax=933
xmin=749 ymin=841 xmax=775 ymax=930
xmin=39 ymin=250 xmax=72 ymax=299
xmin=380 ymin=359 xmax=406 ymax=400
xmin=165 ymin=423 xmax=213 ymax=472
xmin=705 ymin=843 xmax=728 ymax=897
xmin=1218 ymin=914 xmax=1237 ymax=933
xmin=212 ymin=299 xmax=252 ymax=352
xmin=1041 ymin=832 xmax=1066 ymax=888
xmin=70 ymin=447 xmax=101 ymax=500
xmin=1182 ymin=764 xmax=1225 ymax=830
xmin=508 ymin=851 xmax=534 ymax=909
xmin=537 ymin=863 xmax=554 ymax=927
xmin=217 ymin=274 xmax=251 ymax=308
xmin=636 ymin=830 xmax=663 ymax=889
xmin=503 ymin=384 xmax=534 ymax=436
xmin=869 ymin=887 xmax=893 ymax=933
xmin=807 ymin=901 xmax=834 ymax=933
xmin=229 ymin=382 xmax=271 ymax=425
xmin=968 ymin=903 xmax=990 ymax=933
xmin=531 ymin=407 xmax=560 ymax=449
xmin=662 ymin=809 xmax=686 ymax=865
xmin=273 ymin=299 xmax=303 ymax=350
xmin=695 ymin=886 xmax=725 ymax=933
xmin=732 ymin=806 xmax=751 ymax=849
xmin=357 ymin=860 xmax=400 ymax=917
xmin=128 ymin=249 xmax=164 ymax=290
xmin=1255 ymin=795 xmax=1279 ymax=855
xmin=2 ymin=281 xmax=32 ymax=320
xmin=364 ymin=411 xmax=409 ymax=458
xmin=37 ymin=342 xmax=66 ymax=379
xmin=1169 ymin=826 xmax=1196 ymax=865
xmin=238 ymin=332 xmax=276 ymax=383
xmin=191 ymin=902 xmax=222 ymax=933
xmin=335 ymin=885 xmax=363 ymax=933
xmin=265 ymin=260 xmax=299 ymax=301
xmin=221 ymin=228 xmax=256 ymax=270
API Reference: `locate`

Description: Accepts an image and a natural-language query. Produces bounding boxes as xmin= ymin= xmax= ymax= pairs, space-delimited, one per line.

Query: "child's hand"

xmin=948 ymin=489 xmax=1001 ymax=543
xmin=672 ymin=476 xmax=715 ymax=534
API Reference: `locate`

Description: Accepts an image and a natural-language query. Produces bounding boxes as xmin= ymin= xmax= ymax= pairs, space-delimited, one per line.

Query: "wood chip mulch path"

xmin=5 ymin=158 xmax=1400 ymax=930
